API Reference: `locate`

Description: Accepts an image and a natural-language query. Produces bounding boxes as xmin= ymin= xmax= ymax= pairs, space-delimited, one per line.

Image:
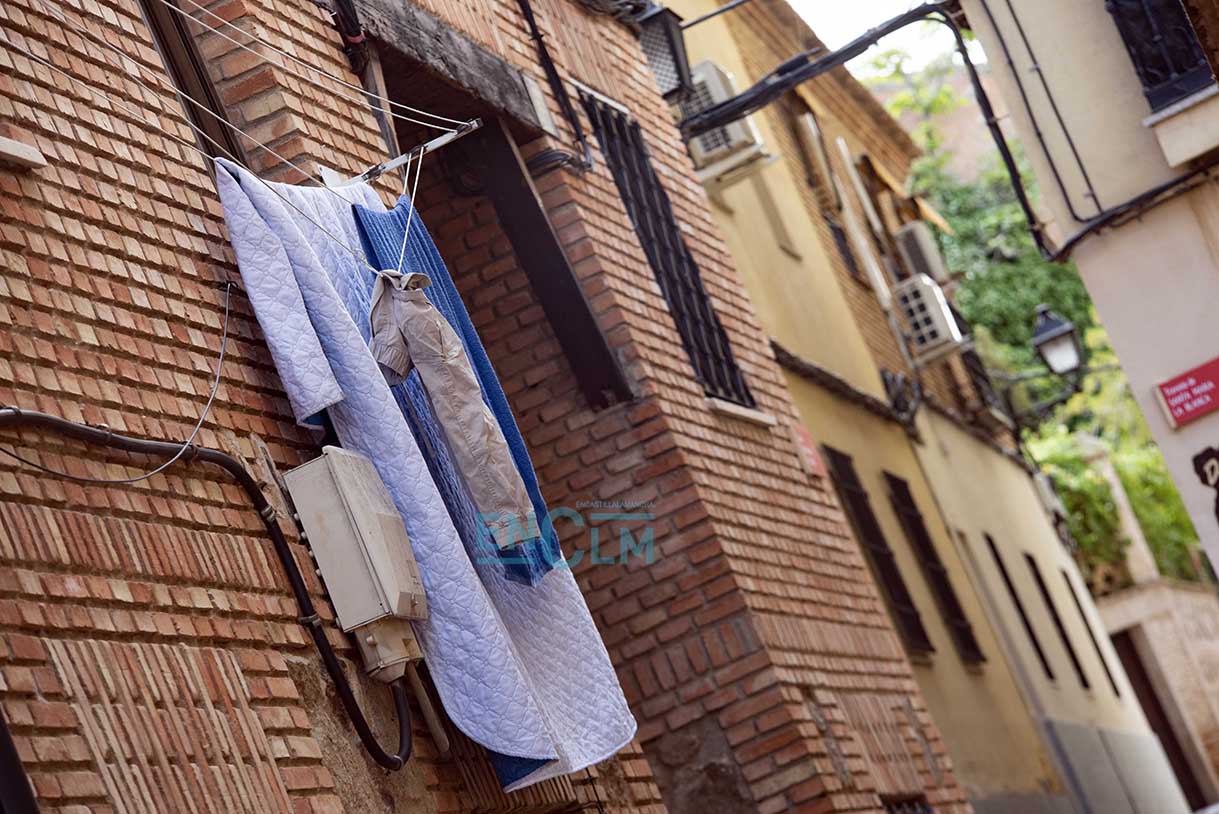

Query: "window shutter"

xmin=580 ymin=92 xmax=754 ymax=407
xmin=823 ymin=448 xmax=933 ymax=654
xmin=885 ymin=473 xmax=985 ymax=664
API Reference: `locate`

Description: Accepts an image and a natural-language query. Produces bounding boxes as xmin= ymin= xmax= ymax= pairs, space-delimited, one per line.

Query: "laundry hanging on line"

xmin=355 ymin=197 xmax=564 ymax=586
xmin=212 ymin=158 xmax=636 ymax=792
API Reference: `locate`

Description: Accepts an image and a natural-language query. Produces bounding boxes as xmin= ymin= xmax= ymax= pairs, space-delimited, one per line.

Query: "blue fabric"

xmin=354 ymin=196 xmax=561 ymax=788
xmin=353 ymin=197 xmax=562 ymax=586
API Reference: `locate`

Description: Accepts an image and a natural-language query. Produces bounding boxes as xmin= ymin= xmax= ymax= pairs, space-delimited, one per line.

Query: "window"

xmin=826 ymin=216 xmax=862 ymax=280
xmin=885 ymin=474 xmax=985 ymax=664
xmin=985 ymin=535 xmax=1055 ymax=681
xmin=137 ymin=0 xmax=245 ymax=161
xmin=824 ymin=447 xmax=934 ymax=654
xmin=793 ymin=106 xmax=840 ymax=211
xmin=1106 ymin=0 xmax=1215 ymax=112
xmin=882 ymin=795 xmax=933 ymax=814
xmin=1062 ymin=569 xmax=1121 ymax=697
xmin=581 ymin=92 xmax=754 ymax=407
xmin=1025 ymin=553 xmax=1090 ymax=689
xmin=961 ymin=348 xmax=1007 ymax=414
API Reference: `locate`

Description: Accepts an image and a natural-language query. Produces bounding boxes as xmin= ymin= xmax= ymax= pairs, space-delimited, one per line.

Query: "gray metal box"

xmin=283 ymin=446 xmax=427 ymax=629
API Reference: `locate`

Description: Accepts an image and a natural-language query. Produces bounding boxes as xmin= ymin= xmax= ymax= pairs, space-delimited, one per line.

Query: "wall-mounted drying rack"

xmin=319 ymin=118 xmax=483 ymax=187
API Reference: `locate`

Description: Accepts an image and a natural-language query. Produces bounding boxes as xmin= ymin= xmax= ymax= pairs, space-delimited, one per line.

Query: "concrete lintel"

xmin=347 ymin=0 xmax=543 ymax=132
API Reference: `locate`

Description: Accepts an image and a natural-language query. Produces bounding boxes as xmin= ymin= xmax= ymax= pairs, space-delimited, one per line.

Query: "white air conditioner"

xmin=679 ymin=61 xmax=765 ymax=181
xmin=893 ymin=274 xmax=965 ymax=365
xmin=895 ymin=220 xmax=950 ymax=283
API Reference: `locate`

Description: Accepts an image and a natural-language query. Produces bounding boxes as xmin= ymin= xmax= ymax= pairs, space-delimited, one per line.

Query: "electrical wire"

xmin=147 ymin=0 xmax=466 ymax=131
xmin=0 ymin=407 xmax=415 ymax=771
xmin=0 ymin=283 xmax=233 ymax=484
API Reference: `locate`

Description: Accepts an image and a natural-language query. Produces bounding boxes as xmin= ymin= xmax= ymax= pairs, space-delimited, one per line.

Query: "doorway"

xmin=1111 ymin=628 xmax=1207 ymax=810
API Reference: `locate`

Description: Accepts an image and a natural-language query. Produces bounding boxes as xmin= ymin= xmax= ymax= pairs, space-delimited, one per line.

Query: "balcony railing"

xmin=1106 ymin=0 xmax=1215 ymax=112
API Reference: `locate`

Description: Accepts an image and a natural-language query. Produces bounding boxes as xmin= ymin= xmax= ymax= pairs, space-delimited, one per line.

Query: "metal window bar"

xmin=884 ymin=473 xmax=986 ymax=664
xmin=580 ymin=93 xmax=755 ymax=407
xmin=824 ymin=447 xmax=935 ymax=654
xmin=960 ymin=348 xmax=1005 ymax=412
xmin=985 ymin=534 xmax=1056 ymax=681
xmin=1105 ymin=0 xmax=1215 ymax=111
xmin=1061 ymin=568 xmax=1122 ymax=698
xmin=882 ymin=796 xmax=934 ymax=814
xmin=1025 ymin=553 xmax=1091 ymax=689
xmin=826 ymin=216 xmax=862 ymax=280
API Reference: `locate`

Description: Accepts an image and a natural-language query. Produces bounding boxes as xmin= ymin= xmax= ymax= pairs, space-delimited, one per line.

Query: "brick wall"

xmin=0 ymin=0 xmax=970 ymax=812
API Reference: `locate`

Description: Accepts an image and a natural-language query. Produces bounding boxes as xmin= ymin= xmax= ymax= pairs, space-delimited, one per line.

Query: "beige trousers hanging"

xmin=369 ymin=269 xmax=534 ymax=550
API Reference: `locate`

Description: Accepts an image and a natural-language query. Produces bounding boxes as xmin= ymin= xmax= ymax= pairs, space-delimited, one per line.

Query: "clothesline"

xmin=5 ymin=9 xmax=388 ymax=277
xmin=153 ymin=0 xmax=466 ymax=132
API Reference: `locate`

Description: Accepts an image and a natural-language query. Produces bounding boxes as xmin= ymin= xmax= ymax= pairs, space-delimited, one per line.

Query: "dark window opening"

xmin=826 ymin=216 xmax=862 ymax=280
xmin=985 ymin=534 xmax=1055 ymax=681
xmin=885 ymin=474 xmax=985 ymax=664
xmin=824 ymin=447 xmax=934 ymax=654
xmin=580 ymin=92 xmax=754 ymax=407
xmin=882 ymin=794 xmax=933 ymax=814
xmin=1026 ymin=553 xmax=1090 ymax=689
xmin=1062 ymin=568 xmax=1121 ymax=697
xmin=1105 ymin=0 xmax=1215 ymax=112
xmin=137 ymin=0 xmax=246 ymax=161
xmin=960 ymin=347 xmax=1008 ymax=415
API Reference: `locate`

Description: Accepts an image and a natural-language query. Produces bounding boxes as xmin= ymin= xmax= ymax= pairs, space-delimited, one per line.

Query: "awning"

xmin=862 ymin=154 xmax=955 ymax=236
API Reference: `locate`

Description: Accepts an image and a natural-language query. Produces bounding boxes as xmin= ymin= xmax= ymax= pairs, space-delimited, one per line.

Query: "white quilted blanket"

xmin=213 ymin=159 xmax=636 ymax=789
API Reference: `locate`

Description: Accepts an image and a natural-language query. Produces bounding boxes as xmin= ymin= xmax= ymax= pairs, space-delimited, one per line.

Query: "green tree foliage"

xmin=874 ymin=52 xmax=1202 ymax=582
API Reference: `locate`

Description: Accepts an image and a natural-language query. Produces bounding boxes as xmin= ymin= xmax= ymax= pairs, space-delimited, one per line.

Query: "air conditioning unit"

xmin=895 ymin=220 xmax=950 ymax=283
xmin=679 ymin=61 xmax=765 ymax=182
xmin=893 ymin=274 xmax=965 ymax=365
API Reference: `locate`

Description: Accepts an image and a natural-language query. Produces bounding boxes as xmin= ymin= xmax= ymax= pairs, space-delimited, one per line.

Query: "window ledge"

xmin=0 ymin=133 xmax=46 ymax=171
xmin=706 ymin=397 xmax=777 ymax=428
xmin=1143 ymin=82 xmax=1219 ymax=167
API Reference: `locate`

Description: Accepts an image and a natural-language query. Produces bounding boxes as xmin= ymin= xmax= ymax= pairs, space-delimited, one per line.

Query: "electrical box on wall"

xmin=284 ymin=446 xmax=427 ymax=681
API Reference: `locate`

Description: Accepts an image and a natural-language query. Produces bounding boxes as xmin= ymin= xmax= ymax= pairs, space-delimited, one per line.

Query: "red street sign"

xmin=1156 ymin=357 xmax=1219 ymax=428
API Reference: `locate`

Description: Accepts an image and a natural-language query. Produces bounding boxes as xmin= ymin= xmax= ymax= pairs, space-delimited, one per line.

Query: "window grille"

xmin=137 ymin=0 xmax=246 ymax=161
xmin=827 ymin=217 xmax=861 ymax=280
xmin=824 ymin=447 xmax=934 ymax=654
xmin=985 ymin=535 xmax=1056 ymax=681
xmin=1026 ymin=553 xmax=1091 ymax=689
xmin=884 ymin=474 xmax=985 ymax=664
xmin=581 ymin=92 xmax=755 ymax=406
xmin=1062 ymin=568 xmax=1122 ymax=697
xmin=1105 ymin=0 xmax=1215 ymax=111
xmin=882 ymin=795 xmax=933 ymax=814
xmin=961 ymin=348 xmax=1006 ymax=413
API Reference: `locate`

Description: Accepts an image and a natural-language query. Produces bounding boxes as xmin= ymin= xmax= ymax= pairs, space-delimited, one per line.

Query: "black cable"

xmin=678 ymin=0 xmax=1219 ymax=262
xmin=994 ymin=0 xmax=1103 ymax=218
xmin=0 ymin=406 xmax=414 ymax=771
xmin=514 ymin=0 xmax=595 ymax=172
xmin=0 ymin=282 xmax=233 ymax=484
xmin=526 ymin=147 xmax=582 ymax=178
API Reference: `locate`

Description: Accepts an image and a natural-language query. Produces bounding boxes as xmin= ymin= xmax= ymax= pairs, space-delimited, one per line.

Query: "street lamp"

xmin=1031 ymin=304 xmax=1084 ymax=377
xmin=996 ymin=304 xmax=1096 ymax=430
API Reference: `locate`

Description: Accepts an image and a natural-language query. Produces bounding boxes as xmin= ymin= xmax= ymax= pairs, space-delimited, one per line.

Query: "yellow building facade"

xmin=668 ymin=0 xmax=1185 ymax=810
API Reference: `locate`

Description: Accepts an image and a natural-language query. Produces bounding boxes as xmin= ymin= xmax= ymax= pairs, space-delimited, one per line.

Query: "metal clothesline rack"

xmin=319 ymin=118 xmax=484 ymax=187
